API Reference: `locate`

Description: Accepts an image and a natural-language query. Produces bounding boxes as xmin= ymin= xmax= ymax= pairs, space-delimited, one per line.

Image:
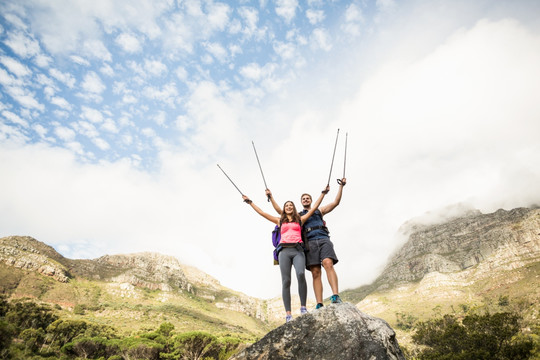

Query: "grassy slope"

xmin=1 ymin=264 xmax=271 ymax=340
xmin=351 ymin=261 xmax=540 ymax=351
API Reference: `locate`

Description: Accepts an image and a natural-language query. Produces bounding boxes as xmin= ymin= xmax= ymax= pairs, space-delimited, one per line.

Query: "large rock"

xmin=231 ymin=303 xmax=405 ymax=360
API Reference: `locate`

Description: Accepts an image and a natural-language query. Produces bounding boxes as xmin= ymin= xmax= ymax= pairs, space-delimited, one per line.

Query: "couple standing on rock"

xmin=242 ymin=178 xmax=347 ymax=323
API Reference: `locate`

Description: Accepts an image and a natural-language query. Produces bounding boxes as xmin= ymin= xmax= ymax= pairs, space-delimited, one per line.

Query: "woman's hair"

xmin=280 ymin=201 xmax=301 ymax=224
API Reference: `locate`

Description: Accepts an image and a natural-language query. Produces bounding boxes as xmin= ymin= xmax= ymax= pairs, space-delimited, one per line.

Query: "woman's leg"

xmin=278 ymin=248 xmax=294 ymax=313
xmin=292 ymin=248 xmax=307 ymax=307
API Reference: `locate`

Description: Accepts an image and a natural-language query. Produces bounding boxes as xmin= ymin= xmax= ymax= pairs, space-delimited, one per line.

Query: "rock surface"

xmin=0 ymin=235 xmax=71 ymax=282
xmin=379 ymin=207 xmax=540 ymax=286
xmin=231 ymin=303 xmax=405 ymax=360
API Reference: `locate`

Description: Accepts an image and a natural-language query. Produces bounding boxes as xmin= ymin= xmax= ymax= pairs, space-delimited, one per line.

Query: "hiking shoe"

xmin=315 ymin=303 xmax=324 ymax=310
xmin=330 ymin=294 xmax=342 ymax=304
xmin=300 ymin=306 xmax=308 ymax=315
xmin=286 ymin=314 xmax=293 ymax=323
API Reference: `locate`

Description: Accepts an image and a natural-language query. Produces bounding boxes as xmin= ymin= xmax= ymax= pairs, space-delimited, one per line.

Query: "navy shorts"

xmin=305 ymin=238 xmax=338 ymax=270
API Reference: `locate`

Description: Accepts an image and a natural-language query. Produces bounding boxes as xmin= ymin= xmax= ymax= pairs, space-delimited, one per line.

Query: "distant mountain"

xmin=0 ymin=235 xmax=292 ymax=337
xmin=341 ymin=206 xmax=540 ymax=347
xmin=2 ymin=206 xmax=538 ymax=342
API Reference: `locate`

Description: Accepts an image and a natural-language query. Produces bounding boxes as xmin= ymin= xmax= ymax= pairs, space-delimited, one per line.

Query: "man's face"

xmin=301 ymin=194 xmax=312 ymax=208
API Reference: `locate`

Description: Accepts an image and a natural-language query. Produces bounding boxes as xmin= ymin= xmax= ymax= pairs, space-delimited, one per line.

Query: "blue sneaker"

xmin=315 ymin=303 xmax=324 ymax=309
xmin=330 ymin=294 xmax=342 ymax=304
xmin=300 ymin=306 xmax=308 ymax=315
xmin=286 ymin=314 xmax=293 ymax=322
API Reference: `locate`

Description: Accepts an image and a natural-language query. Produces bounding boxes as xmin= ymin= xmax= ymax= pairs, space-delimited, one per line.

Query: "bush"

xmin=66 ymin=336 xmax=110 ymax=359
xmin=412 ymin=312 xmax=534 ymax=360
xmin=5 ymin=299 xmax=58 ymax=333
xmin=0 ymin=319 xmax=16 ymax=358
xmin=395 ymin=311 xmax=418 ymax=330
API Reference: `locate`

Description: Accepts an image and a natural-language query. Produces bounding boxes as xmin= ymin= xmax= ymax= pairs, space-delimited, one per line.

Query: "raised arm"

xmin=300 ymin=185 xmax=330 ymax=223
xmin=242 ymin=195 xmax=280 ymax=225
xmin=320 ymin=178 xmax=346 ymax=215
xmin=266 ymin=189 xmax=283 ymax=215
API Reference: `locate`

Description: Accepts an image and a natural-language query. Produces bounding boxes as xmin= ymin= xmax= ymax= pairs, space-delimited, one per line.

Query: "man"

xmin=267 ymin=178 xmax=346 ymax=309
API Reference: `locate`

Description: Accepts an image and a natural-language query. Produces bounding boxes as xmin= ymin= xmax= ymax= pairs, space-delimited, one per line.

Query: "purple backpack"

xmin=272 ymin=225 xmax=282 ymax=265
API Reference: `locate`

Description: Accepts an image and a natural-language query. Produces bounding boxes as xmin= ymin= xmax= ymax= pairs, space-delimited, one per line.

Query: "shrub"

xmin=412 ymin=312 xmax=534 ymax=360
xmin=5 ymin=299 xmax=58 ymax=333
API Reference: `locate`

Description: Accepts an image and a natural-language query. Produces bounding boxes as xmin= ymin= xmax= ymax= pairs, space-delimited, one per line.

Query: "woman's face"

xmin=284 ymin=201 xmax=295 ymax=215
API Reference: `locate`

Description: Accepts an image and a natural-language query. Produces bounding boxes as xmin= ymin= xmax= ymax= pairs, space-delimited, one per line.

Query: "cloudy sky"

xmin=1 ymin=0 xmax=540 ymax=300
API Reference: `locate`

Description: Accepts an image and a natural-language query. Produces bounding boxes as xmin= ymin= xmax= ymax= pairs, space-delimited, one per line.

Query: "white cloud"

xmin=81 ymin=106 xmax=104 ymax=123
xmin=376 ymin=0 xmax=397 ymax=12
xmin=49 ymin=68 xmax=76 ymax=88
xmin=275 ymin=0 xmax=298 ymax=23
xmin=34 ymin=54 xmax=53 ymax=68
xmin=3 ymin=13 xmax=28 ymax=31
xmin=116 ymin=33 xmax=143 ymax=53
xmin=0 ymin=122 xmax=29 ymax=143
xmin=101 ymin=118 xmax=119 ymax=133
xmin=122 ymin=94 xmax=137 ymax=104
xmin=4 ymin=31 xmax=41 ymax=58
xmin=82 ymin=39 xmax=112 ymax=62
xmin=50 ymin=96 xmax=72 ymax=110
xmin=310 ymin=28 xmax=332 ymax=51
xmin=32 ymin=123 xmax=50 ymax=139
xmin=206 ymin=2 xmax=231 ymax=30
xmin=74 ymin=120 xmax=99 ymax=138
xmin=204 ymin=42 xmax=228 ymax=62
xmin=152 ymin=110 xmax=167 ymax=126
xmin=43 ymin=86 xmax=55 ymax=99
xmin=175 ymin=66 xmax=188 ymax=81
xmin=0 ymin=68 xmax=21 ymax=87
xmin=0 ymin=55 xmax=32 ymax=77
xmin=3 ymin=84 xmax=44 ymax=111
xmin=70 ymin=55 xmax=90 ymax=66
xmin=239 ymin=62 xmax=276 ymax=82
xmin=100 ymin=63 xmax=114 ymax=77
xmin=54 ymin=124 xmax=76 ymax=141
xmin=273 ymin=41 xmax=297 ymax=60
xmin=36 ymin=73 xmax=57 ymax=89
xmin=306 ymin=9 xmax=325 ymax=25
xmin=142 ymin=82 xmax=178 ymax=106
xmin=143 ymin=59 xmax=168 ymax=77
xmin=81 ymin=71 xmax=106 ymax=94
xmin=2 ymin=110 xmax=29 ymax=128
xmin=238 ymin=7 xmax=260 ymax=38
xmin=92 ymin=137 xmax=110 ymax=151
xmin=341 ymin=3 xmax=364 ymax=37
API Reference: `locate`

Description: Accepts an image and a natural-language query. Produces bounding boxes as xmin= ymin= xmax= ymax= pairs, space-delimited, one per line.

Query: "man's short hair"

xmin=301 ymin=193 xmax=312 ymax=201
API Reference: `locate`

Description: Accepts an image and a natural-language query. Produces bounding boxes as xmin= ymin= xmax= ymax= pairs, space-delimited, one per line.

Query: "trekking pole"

xmin=251 ymin=141 xmax=271 ymax=202
xmin=326 ymin=128 xmax=340 ymax=186
xmin=217 ymin=164 xmax=249 ymax=202
xmin=337 ymin=132 xmax=347 ymax=185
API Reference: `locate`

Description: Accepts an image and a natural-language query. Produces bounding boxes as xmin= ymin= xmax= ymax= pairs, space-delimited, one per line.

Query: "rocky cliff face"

xmin=378 ymin=207 xmax=540 ymax=288
xmin=96 ymin=253 xmax=192 ymax=292
xmin=231 ymin=303 xmax=405 ymax=360
xmin=0 ymin=235 xmax=71 ymax=282
xmin=0 ymin=235 xmax=277 ymax=323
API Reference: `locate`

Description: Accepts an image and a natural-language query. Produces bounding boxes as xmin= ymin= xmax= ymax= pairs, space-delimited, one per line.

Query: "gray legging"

xmin=278 ymin=246 xmax=307 ymax=312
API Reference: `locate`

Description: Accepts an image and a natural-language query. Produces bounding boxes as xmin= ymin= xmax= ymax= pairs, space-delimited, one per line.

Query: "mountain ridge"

xmin=1 ymin=205 xmax=539 ymax=341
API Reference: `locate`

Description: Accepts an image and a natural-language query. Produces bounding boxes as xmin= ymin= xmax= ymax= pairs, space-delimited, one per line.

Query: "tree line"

xmin=1 ymin=295 xmax=538 ymax=359
xmin=0 ymin=296 xmax=243 ymax=360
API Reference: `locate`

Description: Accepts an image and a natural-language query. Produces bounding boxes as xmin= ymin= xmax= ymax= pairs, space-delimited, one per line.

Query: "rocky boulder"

xmin=231 ymin=303 xmax=405 ymax=360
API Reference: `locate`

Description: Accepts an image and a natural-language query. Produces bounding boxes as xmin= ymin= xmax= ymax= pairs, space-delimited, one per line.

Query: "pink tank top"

xmin=280 ymin=222 xmax=303 ymax=244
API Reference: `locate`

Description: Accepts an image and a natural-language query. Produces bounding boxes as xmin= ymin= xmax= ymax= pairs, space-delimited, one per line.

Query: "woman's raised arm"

xmin=242 ymin=195 xmax=280 ymax=225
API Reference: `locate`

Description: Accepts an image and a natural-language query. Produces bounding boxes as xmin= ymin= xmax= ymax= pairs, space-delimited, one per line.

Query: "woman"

xmin=242 ymin=185 xmax=329 ymax=322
